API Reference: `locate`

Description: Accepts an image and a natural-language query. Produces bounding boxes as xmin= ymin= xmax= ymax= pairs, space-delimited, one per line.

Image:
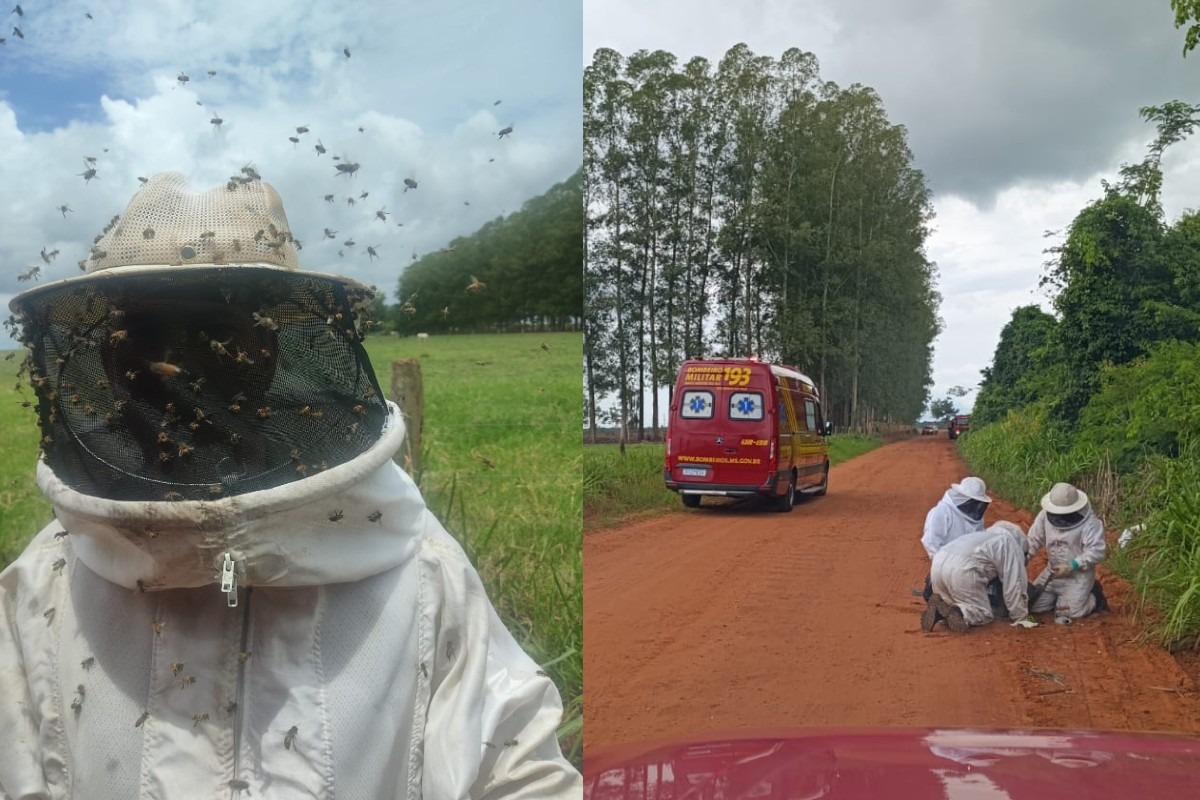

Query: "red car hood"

xmin=585 ymin=728 xmax=1200 ymax=799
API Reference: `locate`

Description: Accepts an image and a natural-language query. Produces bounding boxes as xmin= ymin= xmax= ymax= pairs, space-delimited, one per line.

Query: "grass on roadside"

xmin=584 ymin=432 xmax=885 ymax=529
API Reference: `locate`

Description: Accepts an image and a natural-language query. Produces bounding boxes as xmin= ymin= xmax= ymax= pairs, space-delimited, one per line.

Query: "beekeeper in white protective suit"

xmin=918 ymin=477 xmax=990 ymax=603
xmin=0 ymin=173 xmax=581 ymax=799
xmin=922 ymin=521 xmax=1032 ymax=633
xmin=1027 ymin=482 xmax=1108 ymax=624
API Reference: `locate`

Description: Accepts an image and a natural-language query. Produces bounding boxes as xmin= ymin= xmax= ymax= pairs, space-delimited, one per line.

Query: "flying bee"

xmin=352 ymin=404 xmax=365 ymax=415
xmin=234 ymin=347 xmax=254 ymax=366
xmin=157 ymin=432 xmax=171 ymax=444
xmin=343 ymin=239 xmax=356 ymax=248
xmin=95 ymin=378 xmax=109 ymax=389
xmin=295 ymin=463 xmax=308 ymax=477
xmin=314 ymin=140 xmax=326 ymax=155
xmin=345 ymin=197 xmax=356 ymax=206
xmin=284 ymin=725 xmax=299 ymax=750
xmin=445 ymin=639 xmax=456 ymax=661
xmin=150 ymin=361 xmax=183 ymax=380
xmin=69 ymin=393 xmax=81 ymax=405
xmin=43 ymin=608 xmax=55 ymax=624
xmin=324 ymin=194 xmax=334 ymax=203
xmin=467 ymin=275 xmax=486 ymax=294
xmin=256 ymin=406 xmax=272 ymax=419
xmin=163 ymin=491 xmax=183 ymax=502
xmin=81 ymin=656 xmax=95 ymax=670
xmin=366 ymin=245 xmax=380 ymax=261
xmin=209 ymin=485 xmax=222 ymax=496
xmin=177 ymin=443 xmax=192 ymax=457
xmin=71 ymin=685 xmax=85 ymax=713
xmin=328 ymin=509 xmax=344 ymax=522
xmin=503 ymin=739 xmax=519 ymax=748
xmin=298 ymin=405 xmax=311 ymax=416
xmin=159 ymin=452 xmax=173 ymax=463
xmin=79 ymin=167 xmax=98 ymax=184
xmin=189 ymin=377 xmax=205 ymax=393
xmin=289 ymin=447 xmax=301 ymax=461
xmin=143 ymin=525 xmax=159 ymax=539
xmin=230 ymin=433 xmax=241 ymax=445
xmin=238 ymin=651 xmax=252 ymax=663
xmin=403 ymin=178 xmax=418 ymax=192
xmin=83 ymin=405 xmax=97 ymax=416
xmin=179 ymin=675 xmax=196 ymax=688
xmin=169 ymin=661 xmax=185 ymax=676
xmin=114 ymin=399 xmax=128 ymax=411
xmin=225 ymin=701 xmax=238 ymax=714
xmin=310 ymin=410 xmax=324 ymax=421
xmin=192 ymin=713 xmax=209 ymax=727
xmin=135 ymin=711 xmax=150 ymax=727
xmin=52 ymin=557 xmax=66 ymax=572
xmin=334 ymin=161 xmax=360 ymax=177
xmin=109 ymin=329 xmax=129 ymax=344
xmin=323 ymin=227 xmax=337 ymax=239
xmin=152 ymin=620 xmax=165 ymax=636
xmin=54 ymin=530 xmax=69 ymax=539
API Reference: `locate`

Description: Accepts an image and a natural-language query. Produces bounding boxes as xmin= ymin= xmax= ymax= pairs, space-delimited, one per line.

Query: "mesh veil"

xmin=12 ymin=269 xmax=387 ymax=501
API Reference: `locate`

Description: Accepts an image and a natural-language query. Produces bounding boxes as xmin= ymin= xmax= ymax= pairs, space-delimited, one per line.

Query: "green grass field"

xmin=0 ymin=331 xmax=582 ymax=764
xmin=584 ymin=432 xmax=883 ymax=527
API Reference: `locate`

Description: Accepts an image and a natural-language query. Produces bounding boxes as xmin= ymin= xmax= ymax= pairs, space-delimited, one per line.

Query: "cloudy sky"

xmin=585 ymin=0 xmax=1200 ymax=417
xmin=0 ymin=0 xmax=581 ymax=346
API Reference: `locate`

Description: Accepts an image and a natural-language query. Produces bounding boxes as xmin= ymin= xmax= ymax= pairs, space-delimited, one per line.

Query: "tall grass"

xmin=0 ymin=332 xmax=582 ymax=764
xmin=584 ymin=433 xmax=884 ymax=527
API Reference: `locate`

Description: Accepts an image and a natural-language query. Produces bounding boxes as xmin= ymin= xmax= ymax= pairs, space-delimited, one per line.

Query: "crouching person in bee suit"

xmin=923 ymin=521 xmax=1031 ymax=632
xmin=1027 ymin=482 xmax=1108 ymax=624
xmin=919 ymin=477 xmax=990 ymax=602
xmin=0 ymin=173 xmax=581 ymax=799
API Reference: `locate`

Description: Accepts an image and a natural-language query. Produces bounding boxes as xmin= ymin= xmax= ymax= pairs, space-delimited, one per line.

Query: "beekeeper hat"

xmin=988 ymin=520 xmax=1028 ymax=556
xmin=10 ymin=171 xmax=371 ymax=312
xmin=951 ymin=476 xmax=991 ymax=503
xmin=1041 ymin=483 xmax=1088 ymax=515
xmin=8 ymin=171 xmax=388 ymax=502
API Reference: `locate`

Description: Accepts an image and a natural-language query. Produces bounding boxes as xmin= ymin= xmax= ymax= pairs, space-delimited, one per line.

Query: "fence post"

xmin=391 ymin=359 xmax=424 ymax=477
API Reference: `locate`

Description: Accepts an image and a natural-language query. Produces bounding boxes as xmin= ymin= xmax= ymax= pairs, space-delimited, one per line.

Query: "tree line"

xmin=584 ymin=44 xmax=940 ymax=441
xmin=973 ymin=99 xmax=1200 ymax=466
xmin=388 ymin=167 xmax=583 ymax=335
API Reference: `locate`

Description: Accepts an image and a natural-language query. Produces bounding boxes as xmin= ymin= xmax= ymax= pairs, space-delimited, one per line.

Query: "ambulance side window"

xmin=804 ymin=398 xmax=818 ymax=432
xmin=680 ymin=390 xmax=714 ymax=419
xmin=777 ymin=392 xmax=790 ymax=431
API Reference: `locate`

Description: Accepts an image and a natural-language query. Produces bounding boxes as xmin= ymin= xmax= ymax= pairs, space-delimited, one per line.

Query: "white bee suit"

xmin=1027 ymin=509 xmax=1106 ymax=619
xmin=930 ymin=528 xmax=1030 ymax=627
xmin=920 ymin=487 xmax=986 ymax=559
xmin=0 ymin=402 xmax=581 ymax=799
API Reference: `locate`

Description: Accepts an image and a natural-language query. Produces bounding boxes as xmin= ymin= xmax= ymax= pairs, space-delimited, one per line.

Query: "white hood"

xmin=39 ymin=401 xmax=424 ymax=593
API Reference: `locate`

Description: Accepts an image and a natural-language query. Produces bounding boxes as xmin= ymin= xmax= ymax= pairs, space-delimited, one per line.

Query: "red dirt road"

xmin=584 ymin=436 xmax=1200 ymax=748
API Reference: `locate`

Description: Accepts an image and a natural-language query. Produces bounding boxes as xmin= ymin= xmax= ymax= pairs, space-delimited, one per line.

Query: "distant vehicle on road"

xmin=921 ymin=424 xmax=938 ymax=436
xmin=664 ymin=358 xmax=831 ymax=512
xmin=948 ymin=414 xmax=971 ymax=440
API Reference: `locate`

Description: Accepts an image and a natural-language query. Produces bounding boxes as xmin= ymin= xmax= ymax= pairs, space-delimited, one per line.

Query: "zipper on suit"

xmin=224 ymin=552 xmax=253 ymax=797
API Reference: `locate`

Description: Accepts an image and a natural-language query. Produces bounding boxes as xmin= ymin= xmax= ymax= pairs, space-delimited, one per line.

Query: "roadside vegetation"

xmin=0 ymin=331 xmax=583 ymax=765
xmin=584 ymin=432 xmax=883 ymax=529
xmin=959 ymin=100 xmax=1200 ymax=653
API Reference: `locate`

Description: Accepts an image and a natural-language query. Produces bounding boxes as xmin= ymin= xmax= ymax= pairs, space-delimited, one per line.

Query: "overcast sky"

xmin=0 ymin=0 xmax=581 ymax=347
xmin=585 ymin=0 xmax=1200 ymax=418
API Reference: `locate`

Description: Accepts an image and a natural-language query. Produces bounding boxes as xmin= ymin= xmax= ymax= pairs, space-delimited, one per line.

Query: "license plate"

xmin=681 ymin=467 xmax=708 ymax=477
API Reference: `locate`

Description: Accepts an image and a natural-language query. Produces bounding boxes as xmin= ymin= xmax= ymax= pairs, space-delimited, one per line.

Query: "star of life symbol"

xmin=689 ymin=395 xmax=708 ymax=414
xmin=737 ymin=397 xmax=757 ymax=415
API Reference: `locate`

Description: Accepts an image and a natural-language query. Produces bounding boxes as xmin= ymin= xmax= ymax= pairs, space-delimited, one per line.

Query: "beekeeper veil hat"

xmin=8 ymin=172 xmax=387 ymax=501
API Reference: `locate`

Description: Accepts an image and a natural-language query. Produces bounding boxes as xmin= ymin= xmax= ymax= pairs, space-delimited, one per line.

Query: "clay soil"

xmin=584 ymin=436 xmax=1200 ymax=748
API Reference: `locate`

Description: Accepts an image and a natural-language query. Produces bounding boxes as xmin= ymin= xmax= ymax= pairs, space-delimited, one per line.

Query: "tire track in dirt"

xmin=585 ymin=436 xmax=1200 ymax=748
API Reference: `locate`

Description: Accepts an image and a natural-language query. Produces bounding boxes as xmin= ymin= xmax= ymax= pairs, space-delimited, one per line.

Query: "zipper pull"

xmin=220 ymin=552 xmax=238 ymax=607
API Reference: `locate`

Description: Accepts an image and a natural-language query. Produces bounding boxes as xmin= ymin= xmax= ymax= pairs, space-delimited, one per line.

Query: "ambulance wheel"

xmin=681 ymin=494 xmax=701 ymax=509
xmin=813 ymin=461 xmax=829 ymax=496
xmin=773 ymin=475 xmax=796 ymax=512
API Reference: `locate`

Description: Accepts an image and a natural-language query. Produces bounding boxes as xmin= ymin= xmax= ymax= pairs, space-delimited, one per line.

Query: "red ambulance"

xmin=663 ymin=358 xmax=831 ymax=511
